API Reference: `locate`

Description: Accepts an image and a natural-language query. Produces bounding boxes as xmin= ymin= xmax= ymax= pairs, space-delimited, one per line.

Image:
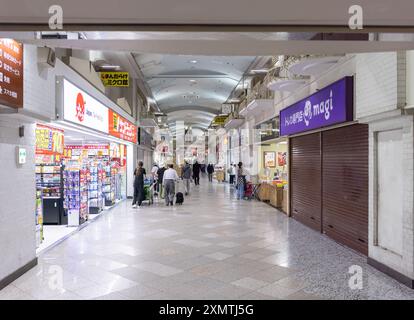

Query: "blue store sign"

xmin=279 ymin=76 xmax=354 ymax=136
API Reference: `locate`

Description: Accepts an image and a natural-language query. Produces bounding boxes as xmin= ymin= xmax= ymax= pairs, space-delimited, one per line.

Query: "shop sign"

xmin=109 ymin=110 xmax=137 ymax=143
xmin=212 ymin=115 xmax=228 ymax=126
xmin=110 ymin=142 xmax=121 ymax=158
xmin=100 ymin=72 xmax=129 ymax=87
xmin=35 ymin=124 xmax=65 ymax=156
xmin=256 ymin=118 xmax=279 ymax=142
xmin=0 ymin=39 xmax=23 ymax=109
xmin=65 ymin=145 xmax=109 ymax=150
xmin=279 ymin=76 xmax=354 ymax=136
xmin=63 ymin=79 xmax=109 ymax=134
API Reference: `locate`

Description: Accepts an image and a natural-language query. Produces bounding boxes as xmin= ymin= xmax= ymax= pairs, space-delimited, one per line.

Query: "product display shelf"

xmin=35 ymin=164 xmax=63 ymax=198
xmin=35 ymin=164 xmax=66 ymax=225
xmin=64 ymin=167 xmax=89 ymax=226
xmin=88 ymin=161 xmax=104 ymax=214
xmin=35 ymin=189 xmax=44 ymax=248
xmin=103 ymin=162 xmax=115 ymax=207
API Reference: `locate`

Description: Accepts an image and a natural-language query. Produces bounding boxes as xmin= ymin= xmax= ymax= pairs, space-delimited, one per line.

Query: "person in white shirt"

xmin=163 ymin=164 xmax=179 ymax=206
xmin=151 ymin=163 xmax=159 ymax=194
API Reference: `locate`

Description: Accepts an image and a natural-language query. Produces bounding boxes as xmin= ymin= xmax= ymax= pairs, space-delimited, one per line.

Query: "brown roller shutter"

xmin=322 ymin=124 xmax=368 ymax=255
xmin=290 ymin=132 xmax=322 ymax=232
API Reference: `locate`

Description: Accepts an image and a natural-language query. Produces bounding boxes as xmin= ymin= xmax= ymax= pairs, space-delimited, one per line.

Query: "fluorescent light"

xmin=100 ymin=65 xmax=121 ymax=70
xmin=251 ymin=69 xmax=269 ymax=74
xmin=189 ymin=60 xmax=198 ymax=64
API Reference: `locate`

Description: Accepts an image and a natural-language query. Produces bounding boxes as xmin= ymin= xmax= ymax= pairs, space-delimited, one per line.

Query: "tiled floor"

xmin=1 ymin=177 xmax=414 ymax=300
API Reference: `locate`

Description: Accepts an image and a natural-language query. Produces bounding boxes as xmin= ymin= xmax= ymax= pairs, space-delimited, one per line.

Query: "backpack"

xmin=176 ymin=192 xmax=184 ymax=205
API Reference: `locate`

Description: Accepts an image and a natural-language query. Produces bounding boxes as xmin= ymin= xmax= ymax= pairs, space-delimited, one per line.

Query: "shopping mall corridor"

xmin=1 ymin=177 xmax=414 ymax=300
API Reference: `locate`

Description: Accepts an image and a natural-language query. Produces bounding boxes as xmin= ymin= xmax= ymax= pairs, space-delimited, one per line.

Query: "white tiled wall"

xmin=0 ymin=117 xmax=37 ymax=281
xmin=23 ymin=45 xmax=55 ymax=119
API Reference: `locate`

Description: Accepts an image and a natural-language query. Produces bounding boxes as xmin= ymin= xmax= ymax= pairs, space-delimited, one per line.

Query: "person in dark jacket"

xmin=132 ymin=161 xmax=146 ymax=208
xmin=157 ymin=164 xmax=167 ymax=199
xmin=181 ymin=161 xmax=192 ymax=195
xmin=207 ymin=163 xmax=214 ymax=182
xmin=192 ymin=161 xmax=201 ymax=185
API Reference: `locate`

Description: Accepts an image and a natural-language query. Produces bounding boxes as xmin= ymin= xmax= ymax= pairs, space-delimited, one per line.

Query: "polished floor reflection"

xmin=1 ymin=177 xmax=414 ymax=300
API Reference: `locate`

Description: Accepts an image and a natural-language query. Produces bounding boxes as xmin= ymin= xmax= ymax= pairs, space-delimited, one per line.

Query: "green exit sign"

xmin=16 ymin=146 xmax=27 ymax=165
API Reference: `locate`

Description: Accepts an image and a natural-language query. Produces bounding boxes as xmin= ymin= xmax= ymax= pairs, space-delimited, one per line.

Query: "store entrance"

xmin=35 ymin=124 xmax=130 ymax=254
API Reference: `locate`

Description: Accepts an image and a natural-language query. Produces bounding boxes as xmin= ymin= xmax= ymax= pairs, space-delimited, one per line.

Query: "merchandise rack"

xmin=35 ymin=164 xmax=66 ymax=225
xmin=88 ymin=160 xmax=104 ymax=214
xmin=103 ymin=161 xmax=115 ymax=206
xmin=64 ymin=167 xmax=89 ymax=226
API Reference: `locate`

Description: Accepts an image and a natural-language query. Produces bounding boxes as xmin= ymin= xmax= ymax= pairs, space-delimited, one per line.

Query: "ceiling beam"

xmin=22 ymin=39 xmax=414 ymax=56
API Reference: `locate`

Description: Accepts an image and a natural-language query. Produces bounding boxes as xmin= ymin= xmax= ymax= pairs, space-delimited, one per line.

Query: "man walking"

xmin=207 ymin=163 xmax=214 ymax=182
xmin=193 ymin=161 xmax=201 ymax=185
xmin=163 ymin=164 xmax=179 ymax=206
xmin=181 ymin=161 xmax=192 ymax=196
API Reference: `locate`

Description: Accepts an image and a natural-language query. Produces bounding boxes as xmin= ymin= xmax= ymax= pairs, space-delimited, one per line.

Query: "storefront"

xmin=34 ymin=78 xmax=137 ymax=253
xmin=280 ymin=76 xmax=369 ymax=255
xmin=254 ymin=117 xmax=289 ymax=213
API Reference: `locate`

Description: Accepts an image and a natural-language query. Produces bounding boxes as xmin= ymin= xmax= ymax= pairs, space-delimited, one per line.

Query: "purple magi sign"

xmin=279 ymin=77 xmax=354 ymax=136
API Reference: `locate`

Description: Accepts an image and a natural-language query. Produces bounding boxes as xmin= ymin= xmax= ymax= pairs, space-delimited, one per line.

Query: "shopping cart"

xmin=244 ymin=182 xmax=254 ymax=200
xmin=142 ymin=178 xmax=155 ymax=205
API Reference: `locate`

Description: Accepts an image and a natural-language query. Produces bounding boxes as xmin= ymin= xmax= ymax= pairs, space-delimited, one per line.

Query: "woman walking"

xmin=132 ymin=161 xmax=146 ymax=208
xmin=236 ymin=162 xmax=245 ymax=200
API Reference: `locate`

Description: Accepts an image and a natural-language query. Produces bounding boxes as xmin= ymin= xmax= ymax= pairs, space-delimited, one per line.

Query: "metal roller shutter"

xmin=290 ymin=132 xmax=322 ymax=232
xmin=322 ymin=124 xmax=368 ymax=255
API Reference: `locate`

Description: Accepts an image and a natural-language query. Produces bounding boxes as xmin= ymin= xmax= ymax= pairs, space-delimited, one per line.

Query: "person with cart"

xmin=132 ymin=161 xmax=146 ymax=208
xmin=163 ymin=164 xmax=179 ymax=206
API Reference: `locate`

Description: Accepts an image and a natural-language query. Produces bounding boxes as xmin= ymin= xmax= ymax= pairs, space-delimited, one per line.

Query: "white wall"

xmin=0 ymin=117 xmax=37 ymax=282
xmin=369 ymin=116 xmax=414 ymax=279
xmin=22 ymin=44 xmax=135 ymax=123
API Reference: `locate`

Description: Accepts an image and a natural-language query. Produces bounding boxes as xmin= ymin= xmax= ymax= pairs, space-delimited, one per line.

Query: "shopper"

xmin=132 ymin=161 xmax=146 ymax=208
xmin=207 ymin=163 xmax=214 ymax=182
xmin=157 ymin=164 xmax=167 ymax=198
xmin=193 ymin=161 xmax=201 ymax=185
xmin=229 ymin=163 xmax=236 ymax=185
xmin=163 ymin=164 xmax=179 ymax=206
xmin=236 ymin=162 xmax=245 ymax=200
xmin=181 ymin=161 xmax=192 ymax=196
xmin=151 ymin=163 xmax=159 ymax=193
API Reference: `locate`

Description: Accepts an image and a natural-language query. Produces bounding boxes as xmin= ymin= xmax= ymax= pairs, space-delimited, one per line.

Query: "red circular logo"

xmin=75 ymin=92 xmax=86 ymax=122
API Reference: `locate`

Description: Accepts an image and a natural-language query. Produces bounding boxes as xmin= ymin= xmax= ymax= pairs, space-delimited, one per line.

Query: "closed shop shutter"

xmin=322 ymin=124 xmax=368 ymax=255
xmin=290 ymin=132 xmax=322 ymax=232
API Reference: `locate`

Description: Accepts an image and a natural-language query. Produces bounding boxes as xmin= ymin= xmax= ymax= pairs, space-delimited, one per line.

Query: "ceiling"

xmin=133 ymin=53 xmax=258 ymax=129
xmin=1 ymin=0 xmax=414 ymax=27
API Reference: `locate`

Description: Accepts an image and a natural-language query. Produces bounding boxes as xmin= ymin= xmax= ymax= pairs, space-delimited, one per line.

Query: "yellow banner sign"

xmin=100 ymin=72 xmax=129 ymax=87
xmin=212 ymin=115 xmax=228 ymax=125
